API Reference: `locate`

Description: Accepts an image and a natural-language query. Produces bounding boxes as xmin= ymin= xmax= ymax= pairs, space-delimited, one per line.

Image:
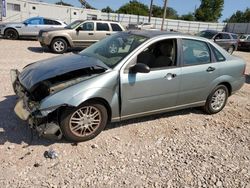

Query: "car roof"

xmin=125 ymin=30 xmax=189 ymax=38
xmin=28 ymin=16 xmax=63 ymax=21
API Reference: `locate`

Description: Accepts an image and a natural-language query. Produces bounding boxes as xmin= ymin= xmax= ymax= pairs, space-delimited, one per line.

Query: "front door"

xmin=22 ymin=17 xmax=43 ymax=36
xmin=120 ymin=39 xmax=181 ymax=119
xmin=72 ymin=21 xmax=96 ymax=47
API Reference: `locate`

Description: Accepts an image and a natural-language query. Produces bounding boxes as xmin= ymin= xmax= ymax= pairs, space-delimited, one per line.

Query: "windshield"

xmin=65 ymin=20 xmax=83 ymax=29
xmin=198 ymin=31 xmax=217 ymax=39
xmin=79 ymin=32 xmax=148 ymax=68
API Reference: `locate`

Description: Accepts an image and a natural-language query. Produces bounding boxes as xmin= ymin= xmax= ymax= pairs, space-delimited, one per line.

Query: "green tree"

xmin=225 ymin=8 xmax=250 ymax=23
xmin=117 ymin=2 xmax=178 ymax=18
xmin=151 ymin=5 xmax=179 ymax=18
xmin=101 ymin=6 xmax=114 ymax=13
xmin=195 ymin=0 xmax=224 ymax=22
xmin=179 ymin=13 xmax=195 ymax=21
xmin=117 ymin=0 xmax=149 ymax=16
xmin=55 ymin=1 xmax=73 ymax=6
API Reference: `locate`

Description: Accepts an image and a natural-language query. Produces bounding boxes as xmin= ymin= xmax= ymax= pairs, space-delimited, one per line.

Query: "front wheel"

xmin=51 ymin=38 xmax=68 ymax=53
xmin=60 ymin=102 xmax=108 ymax=142
xmin=4 ymin=29 xmax=19 ymax=40
xmin=204 ymin=85 xmax=229 ymax=114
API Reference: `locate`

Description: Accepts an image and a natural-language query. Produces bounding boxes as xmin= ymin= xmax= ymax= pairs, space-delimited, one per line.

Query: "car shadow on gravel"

xmin=0 ymin=95 xmax=63 ymax=146
xmin=245 ymin=74 xmax=250 ymax=84
xmin=0 ymin=95 xmax=204 ymax=145
xmin=106 ymin=107 xmax=204 ymax=131
xmin=27 ymin=47 xmax=83 ymax=54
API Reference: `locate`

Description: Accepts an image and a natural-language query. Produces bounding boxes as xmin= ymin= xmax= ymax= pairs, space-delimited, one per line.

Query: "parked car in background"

xmin=11 ymin=31 xmax=246 ymax=142
xmin=238 ymin=34 xmax=250 ymax=51
xmin=0 ymin=17 xmax=66 ymax=39
xmin=197 ymin=30 xmax=238 ymax=54
xmin=126 ymin=22 xmax=154 ymax=30
xmin=38 ymin=20 xmax=125 ymax=53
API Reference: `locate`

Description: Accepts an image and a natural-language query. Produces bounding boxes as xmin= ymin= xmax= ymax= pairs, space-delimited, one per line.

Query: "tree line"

xmin=55 ymin=0 xmax=250 ymax=23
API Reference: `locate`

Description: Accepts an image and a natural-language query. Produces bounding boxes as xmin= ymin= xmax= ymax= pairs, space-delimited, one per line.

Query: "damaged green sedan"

xmin=11 ymin=31 xmax=246 ymax=142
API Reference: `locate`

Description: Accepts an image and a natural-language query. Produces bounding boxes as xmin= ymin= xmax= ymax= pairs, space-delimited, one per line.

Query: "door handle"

xmin=164 ymin=73 xmax=177 ymax=80
xmin=88 ymin=33 xmax=94 ymax=35
xmin=207 ymin=67 xmax=216 ymax=72
xmin=106 ymin=33 xmax=111 ymax=35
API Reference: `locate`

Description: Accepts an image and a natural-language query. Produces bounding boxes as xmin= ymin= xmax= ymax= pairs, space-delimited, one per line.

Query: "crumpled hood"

xmin=18 ymin=54 xmax=109 ymax=91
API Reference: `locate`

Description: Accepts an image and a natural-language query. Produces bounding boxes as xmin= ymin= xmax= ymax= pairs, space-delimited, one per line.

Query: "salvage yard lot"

xmin=0 ymin=39 xmax=249 ymax=187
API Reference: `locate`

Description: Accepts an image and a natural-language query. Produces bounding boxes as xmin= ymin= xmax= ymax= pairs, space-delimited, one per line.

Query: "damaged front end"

xmin=11 ymin=69 xmax=63 ymax=140
xmin=10 ymin=54 xmax=109 ymax=140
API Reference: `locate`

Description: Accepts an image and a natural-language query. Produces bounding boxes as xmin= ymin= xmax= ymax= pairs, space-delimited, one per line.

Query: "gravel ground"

xmin=0 ymin=39 xmax=249 ymax=187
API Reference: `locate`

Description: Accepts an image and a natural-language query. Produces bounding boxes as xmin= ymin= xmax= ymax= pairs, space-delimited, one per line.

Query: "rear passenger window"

xmin=97 ymin=23 xmax=109 ymax=31
xmin=44 ymin=19 xmax=61 ymax=25
xmin=111 ymin=23 xmax=122 ymax=31
xmin=182 ymin=39 xmax=211 ymax=65
xmin=210 ymin=45 xmax=226 ymax=62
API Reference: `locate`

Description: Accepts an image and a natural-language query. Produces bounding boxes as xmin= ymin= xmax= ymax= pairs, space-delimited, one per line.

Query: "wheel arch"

xmin=57 ymin=97 xmax=112 ymax=123
xmin=217 ymin=82 xmax=232 ymax=96
xmin=51 ymin=36 xmax=71 ymax=47
xmin=4 ymin=27 xmax=19 ymax=36
xmin=84 ymin=97 xmax=112 ymax=122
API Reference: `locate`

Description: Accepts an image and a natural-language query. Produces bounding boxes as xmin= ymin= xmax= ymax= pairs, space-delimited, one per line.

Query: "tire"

xmin=204 ymin=85 xmax=229 ymax=114
xmin=51 ymin=38 xmax=68 ymax=53
xmin=4 ymin=29 xmax=19 ymax=40
xmin=60 ymin=102 xmax=108 ymax=142
xmin=227 ymin=45 xmax=234 ymax=54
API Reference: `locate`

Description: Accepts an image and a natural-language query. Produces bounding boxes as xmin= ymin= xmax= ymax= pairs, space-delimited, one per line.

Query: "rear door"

xmin=95 ymin=22 xmax=112 ymax=40
xmin=178 ymin=38 xmax=220 ymax=105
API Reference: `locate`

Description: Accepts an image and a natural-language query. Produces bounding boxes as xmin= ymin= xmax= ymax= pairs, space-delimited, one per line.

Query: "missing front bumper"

xmin=14 ymin=99 xmax=63 ymax=140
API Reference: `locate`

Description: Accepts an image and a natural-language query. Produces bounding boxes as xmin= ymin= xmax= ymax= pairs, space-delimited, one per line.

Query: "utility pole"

xmin=161 ymin=0 xmax=168 ymax=31
xmin=148 ymin=0 xmax=153 ymax=23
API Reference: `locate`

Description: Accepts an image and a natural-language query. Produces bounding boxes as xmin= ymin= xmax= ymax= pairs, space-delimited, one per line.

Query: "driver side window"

xmin=136 ymin=39 xmax=177 ymax=70
xmin=80 ymin=22 xmax=94 ymax=31
xmin=27 ymin=18 xmax=42 ymax=25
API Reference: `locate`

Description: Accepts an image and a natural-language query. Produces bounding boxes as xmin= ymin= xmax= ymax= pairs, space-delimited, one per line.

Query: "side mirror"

xmin=130 ymin=63 xmax=150 ymax=73
xmin=76 ymin=27 xmax=81 ymax=31
xmin=23 ymin=22 xmax=28 ymax=26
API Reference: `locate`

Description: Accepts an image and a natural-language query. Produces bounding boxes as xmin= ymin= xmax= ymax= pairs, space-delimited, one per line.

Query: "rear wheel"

xmin=204 ymin=85 xmax=228 ymax=114
xmin=51 ymin=38 xmax=68 ymax=53
xmin=4 ymin=29 xmax=19 ymax=40
xmin=60 ymin=102 xmax=108 ymax=142
xmin=227 ymin=46 xmax=234 ymax=54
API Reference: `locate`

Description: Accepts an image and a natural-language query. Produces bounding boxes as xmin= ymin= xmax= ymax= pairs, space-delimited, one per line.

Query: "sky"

xmin=43 ymin=0 xmax=250 ymax=22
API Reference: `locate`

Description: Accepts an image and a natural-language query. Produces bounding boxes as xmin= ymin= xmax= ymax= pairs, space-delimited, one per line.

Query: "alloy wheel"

xmin=53 ymin=41 xmax=65 ymax=52
xmin=210 ymin=88 xmax=226 ymax=111
xmin=69 ymin=106 xmax=102 ymax=137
